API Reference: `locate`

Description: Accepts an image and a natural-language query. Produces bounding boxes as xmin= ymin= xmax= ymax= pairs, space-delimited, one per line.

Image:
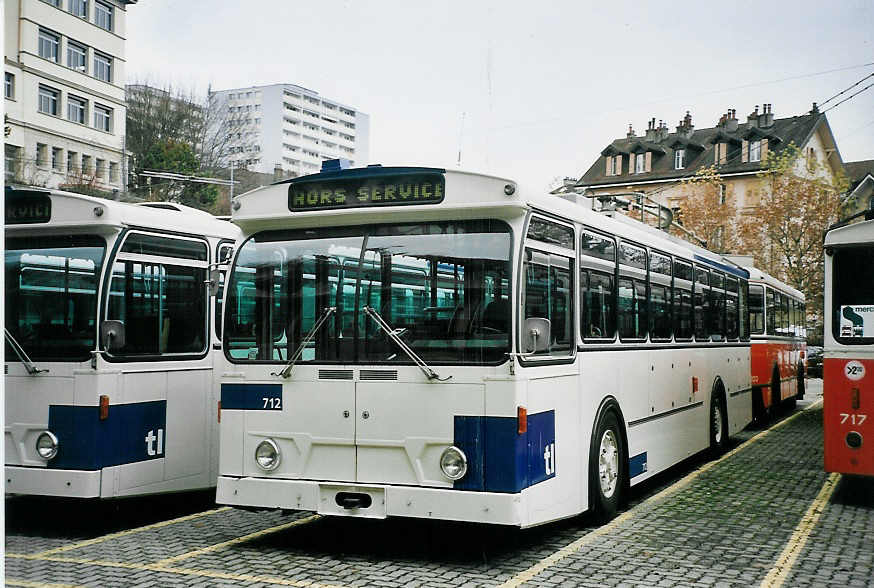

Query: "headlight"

xmin=255 ymin=439 xmax=281 ymax=471
xmin=36 ymin=431 xmax=59 ymax=460
xmin=439 ymin=446 xmax=468 ymax=480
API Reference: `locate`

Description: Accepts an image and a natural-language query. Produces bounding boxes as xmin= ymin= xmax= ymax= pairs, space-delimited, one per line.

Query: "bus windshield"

xmin=225 ymin=220 xmax=512 ymax=365
xmin=5 ymin=235 xmax=107 ymax=361
xmin=832 ymin=244 xmax=874 ymax=344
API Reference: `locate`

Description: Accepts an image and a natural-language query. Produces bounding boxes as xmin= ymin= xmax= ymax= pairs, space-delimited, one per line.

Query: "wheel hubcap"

xmin=598 ymin=430 xmax=619 ymax=498
xmin=712 ymin=402 xmax=723 ymax=444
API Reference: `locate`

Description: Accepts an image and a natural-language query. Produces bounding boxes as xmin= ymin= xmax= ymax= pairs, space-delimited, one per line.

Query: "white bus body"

xmin=5 ymin=188 xmax=240 ymax=498
xmin=216 ymin=164 xmax=751 ymax=527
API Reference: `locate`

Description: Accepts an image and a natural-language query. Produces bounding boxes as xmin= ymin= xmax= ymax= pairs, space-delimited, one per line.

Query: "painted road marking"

xmin=759 ymin=472 xmax=841 ymax=588
xmin=21 ymin=507 xmax=231 ymax=559
xmin=153 ymin=514 xmax=321 ymax=566
xmin=498 ymin=399 xmax=824 ymax=588
xmin=5 ymin=580 xmax=84 ymax=588
xmin=5 ymin=554 xmax=349 ymax=588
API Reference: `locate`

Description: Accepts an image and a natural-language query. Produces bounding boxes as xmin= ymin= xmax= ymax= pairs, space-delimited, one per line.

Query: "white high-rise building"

xmin=4 ymin=0 xmax=135 ymax=192
xmin=209 ymin=83 xmax=370 ymax=177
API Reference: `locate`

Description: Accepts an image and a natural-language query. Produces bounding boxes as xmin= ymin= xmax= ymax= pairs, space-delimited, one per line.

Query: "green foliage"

xmin=140 ymin=139 xmax=218 ymax=208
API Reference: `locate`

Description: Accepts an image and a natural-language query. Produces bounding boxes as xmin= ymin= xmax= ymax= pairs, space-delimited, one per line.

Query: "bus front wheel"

xmin=709 ymin=389 xmax=729 ymax=456
xmin=589 ymin=410 xmax=625 ymax=523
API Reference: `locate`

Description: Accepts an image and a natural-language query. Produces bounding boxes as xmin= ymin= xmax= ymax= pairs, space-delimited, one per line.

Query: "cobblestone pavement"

xmin=6 ymin=379 xmax=874 ymax=588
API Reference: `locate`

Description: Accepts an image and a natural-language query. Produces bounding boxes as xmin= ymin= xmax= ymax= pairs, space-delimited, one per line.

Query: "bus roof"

xmin=5 ymin=187 xmax=239 ymax=240
xmin=230 ymin=163 xmax=747 ymax=278
xmin=824 ymin=216 xmax=874 ymax=248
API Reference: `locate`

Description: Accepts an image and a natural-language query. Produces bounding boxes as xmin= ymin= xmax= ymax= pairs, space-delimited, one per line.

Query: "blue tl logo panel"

xmin=453 ymin=410 xmax=555 ymax=493
xmin=47 ymin=401 xmax=167 ymax=470
xmin=221 ymin=383 xmax=283 ymax=410
xmin=629 ymin=452 xmax=648 ymax=478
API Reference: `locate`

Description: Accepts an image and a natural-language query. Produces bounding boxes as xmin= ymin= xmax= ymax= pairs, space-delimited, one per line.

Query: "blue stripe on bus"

xmin=453 ymin=410 xmax=556 ymax=493
xmin=693 ymin=254 xmax=749 ymax=279
xmin=221 ymin=383 xmax=282 ymax=410
xmin=47 ymin=401 xmax=167 ymax=470
xmin=629 ymin=452 xmax=648 ymax=478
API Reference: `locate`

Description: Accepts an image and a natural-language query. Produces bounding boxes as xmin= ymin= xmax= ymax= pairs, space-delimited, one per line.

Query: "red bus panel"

xmin=823 ymin=357 xmax=874 ymax=476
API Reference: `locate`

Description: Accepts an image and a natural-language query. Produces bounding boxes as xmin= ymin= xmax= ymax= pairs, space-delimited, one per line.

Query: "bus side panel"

xmin=524 ymin=372 xmax=580 ymax=526
xmin=823 ymin=357 xmax=874 ymax=476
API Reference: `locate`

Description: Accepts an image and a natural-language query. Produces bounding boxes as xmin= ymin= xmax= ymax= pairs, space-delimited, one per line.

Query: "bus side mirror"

xmin=100 ymin=320 xmax=125 ymax=352
xmin=208 ymin=269 xmax=222 ymax=297
xmin=523 ymin=318 xmax=550 ymax=353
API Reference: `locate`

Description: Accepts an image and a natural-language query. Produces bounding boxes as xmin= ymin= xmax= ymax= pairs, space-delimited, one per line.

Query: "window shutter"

xmin=645 ymin=151 xmax=652 ymax=172
xmin=606 ymin=156 xmax=612 ymax=176
xmin=617 ymin=155 xmax=623 ymax=175
xmin=741 ymin=140 xmax=748 ymax=163
xmin=761 ymin=139 xmax=769 ymax=160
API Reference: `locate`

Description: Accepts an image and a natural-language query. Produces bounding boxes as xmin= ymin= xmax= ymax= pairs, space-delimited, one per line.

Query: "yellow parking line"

xmin=25 ymin=507 xmax=231 ymax=558
xmin=759 ymin=472 xmax=841 ymax=588
xmin=5 ymin=554 xmax=349 ymax=588
xmin=498 ymin=399 xmax=823 ymax=587
xmin=5 ymin=580 xmax=84 ymax=588
xmin=153 ymin=514 xmax=321 ymax=566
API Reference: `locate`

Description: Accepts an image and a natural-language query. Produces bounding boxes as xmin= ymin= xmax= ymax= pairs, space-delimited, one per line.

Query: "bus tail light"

xmin=692 ymin=377 xmax=699 ymax=395
xmin=99 ymin=395 xmax=109 ymax=420
xmin=218 ymin=401 xmax=222 ymax=423
xmin=851 ymin=388 xmax=860 ymax=410
xmin=517 ymin=406 xmax=528 ymax=434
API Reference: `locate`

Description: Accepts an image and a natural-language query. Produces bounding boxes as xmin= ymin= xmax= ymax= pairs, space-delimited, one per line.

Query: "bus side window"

xmin=524 ymin=249 xmax=573 ymax=357
xmin=618 ymin=277 xmax=646 ymax=340
xmin=582 ymin=270 xmax=615 ymax=340
xmin=694 ymin=268 xmax=710 ymax=341
xmin=766 ymin=288 xmax=776 ymax=335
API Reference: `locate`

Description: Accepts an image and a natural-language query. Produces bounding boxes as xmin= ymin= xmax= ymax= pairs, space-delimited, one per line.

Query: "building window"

xmin=82 ymin=154 xmax=92 ymax=174
xmin=67 ymin=94 xmax=86 ymax=123
xmin=94 ymin=103 xmax=112 ymax=131
xmin=95 ymin=1 xmax=113 ymax=30
xmin=38 ymin=85 xmax=60 ymax=116
xmin=52 ymin=147 xmax=63 ymax=171
xmin=109 ymin=161 xmax=119 ymax=182
xmin=43 ymin=0 xmax=62 ymax=7
xmin=674 ymin=149 xmax=685 ymax=169
xmin=718 ymin=184 xmax=727 ymax=205
xmin=69 ymin=0 xmax=87 ymax=18
xmin=67 ymin=151 xmax=77 ymax=173
xmin=94 ymin=53 xmax=112 ymax=82
xmin=749 ymin=140 xmax=761 ymax=162
xmin=610 ymin=156 xmax=618 ymax=175
xmin=38 ymin=29 xmax=60 ymax=62
xmin=635 ymin=153 xmax=645 ymax=174
xmin=67 ymin=41 xmax=87 ymax=72
xmin=5 ymin=72 xmax=14 ymax=99
xmin=37 ymin=143 xmax=48 ymax=167
xmin=96 ymin=158 xmax=106 ymax=179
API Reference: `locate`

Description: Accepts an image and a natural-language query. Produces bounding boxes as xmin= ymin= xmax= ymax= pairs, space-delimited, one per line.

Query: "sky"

xmin=127 ymin=0 xmax=874 ymax=192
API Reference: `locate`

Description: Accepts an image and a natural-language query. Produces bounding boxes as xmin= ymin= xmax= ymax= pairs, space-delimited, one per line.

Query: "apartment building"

xmin=209 ymin=83 xmax=370 ymax=177
xmin=4 ymin=0 xmax=135 ymax=192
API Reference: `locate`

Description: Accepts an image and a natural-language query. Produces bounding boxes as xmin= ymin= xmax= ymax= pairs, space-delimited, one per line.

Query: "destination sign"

xmin=288 ymin=172 xmax=445 ymax=212
xmin=5 ymin=193 xmax=52 ymax=225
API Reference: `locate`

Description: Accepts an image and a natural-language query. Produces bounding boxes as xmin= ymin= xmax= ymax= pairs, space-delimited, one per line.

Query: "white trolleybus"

xmin=5 ymin=187 xmax=239 ymax=498
xmin=216 ymin=161 xmax=752 ymax=527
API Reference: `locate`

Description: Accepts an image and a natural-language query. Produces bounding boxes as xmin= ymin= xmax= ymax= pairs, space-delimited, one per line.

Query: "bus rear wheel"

xmin=589 ymin=410 xmax=625 ymax=523
xmin=709 ymin=390 xmax=728 ymax=456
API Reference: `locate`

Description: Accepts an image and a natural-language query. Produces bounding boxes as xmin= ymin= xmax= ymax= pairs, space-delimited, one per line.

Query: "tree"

xmin=671 ymin=165 xmax=738 ymax=253
xmin=737 ymin=143 xmax=848 ymax=339
xmin=126 ymin=82 xmax=236 ymax=210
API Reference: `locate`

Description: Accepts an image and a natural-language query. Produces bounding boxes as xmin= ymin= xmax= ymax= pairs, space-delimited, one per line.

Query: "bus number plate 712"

xmin=263 ymin=397 xmax=282 ymax=410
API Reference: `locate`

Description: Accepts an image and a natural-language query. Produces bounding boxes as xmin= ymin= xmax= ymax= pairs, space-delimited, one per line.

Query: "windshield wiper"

xmin=363 ymin=306 xmax=451 ymax=382
xmin=271 ymin=307 xmax=336 ymax=379
xmin=4 ymin=328 xmax=49 ymax=375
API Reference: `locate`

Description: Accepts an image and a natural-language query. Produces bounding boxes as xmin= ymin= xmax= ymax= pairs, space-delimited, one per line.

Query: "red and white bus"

xmin=823 ymin=215 xmax=874 ymax=477
xmin=745 ymin=266 xmax=807 ymax=421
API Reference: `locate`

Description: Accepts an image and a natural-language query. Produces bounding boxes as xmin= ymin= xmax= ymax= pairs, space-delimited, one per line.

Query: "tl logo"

xmin=543 ymin=442 xmax=556 ymax=476
xmin=145 ymin=429 xmax=164 ymax=457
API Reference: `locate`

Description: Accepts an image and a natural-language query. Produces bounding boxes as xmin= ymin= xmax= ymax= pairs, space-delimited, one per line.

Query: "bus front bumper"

xmin=217 ymin=475 xmax=524 ymax=526
xmin=5 ymin=466 xmax=101 ymax=498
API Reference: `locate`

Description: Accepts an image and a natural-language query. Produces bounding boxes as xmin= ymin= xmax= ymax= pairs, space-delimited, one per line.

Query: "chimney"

xmin=676 ymin=111 xmax=694 ymax=138
xmin=725 ymin=108 xmax=738 ymax=133
xmin=760 ymin=103 xmax=774 ymax=128
xmin=747 ymin=105 xmax=759 ymax=128
xmin=645 ymin=118 xmax=657 ymax=141
xmin=627 ymin=123 xmax=636 ymax=138
xmin=811 ymin=102 xmax=819 ymax=114
xmin=274 ymin=164 xmax=283 ymax=182
xmin=717 ymin=113 xmax=727 ymax=128
xmin=656 ymin=119 xmax=669 ymax=141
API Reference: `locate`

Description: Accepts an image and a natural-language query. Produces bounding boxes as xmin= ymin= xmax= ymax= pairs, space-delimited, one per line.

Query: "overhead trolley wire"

xmin=822 ymin=81 xmax=874 ymax=114
xmin=818 ymin=71 xmax=874 ymax=109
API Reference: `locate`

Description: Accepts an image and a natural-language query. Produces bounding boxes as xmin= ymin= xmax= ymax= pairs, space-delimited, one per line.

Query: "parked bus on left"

xmin=5 ymin=187 xmax=240 ymax=498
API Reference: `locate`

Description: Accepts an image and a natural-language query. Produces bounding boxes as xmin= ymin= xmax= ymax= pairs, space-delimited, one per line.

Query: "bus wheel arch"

xmin=589 ymin=397 xmax=628 ymax=523
xmin=709 ymin=377 xmax=729 ymax=455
